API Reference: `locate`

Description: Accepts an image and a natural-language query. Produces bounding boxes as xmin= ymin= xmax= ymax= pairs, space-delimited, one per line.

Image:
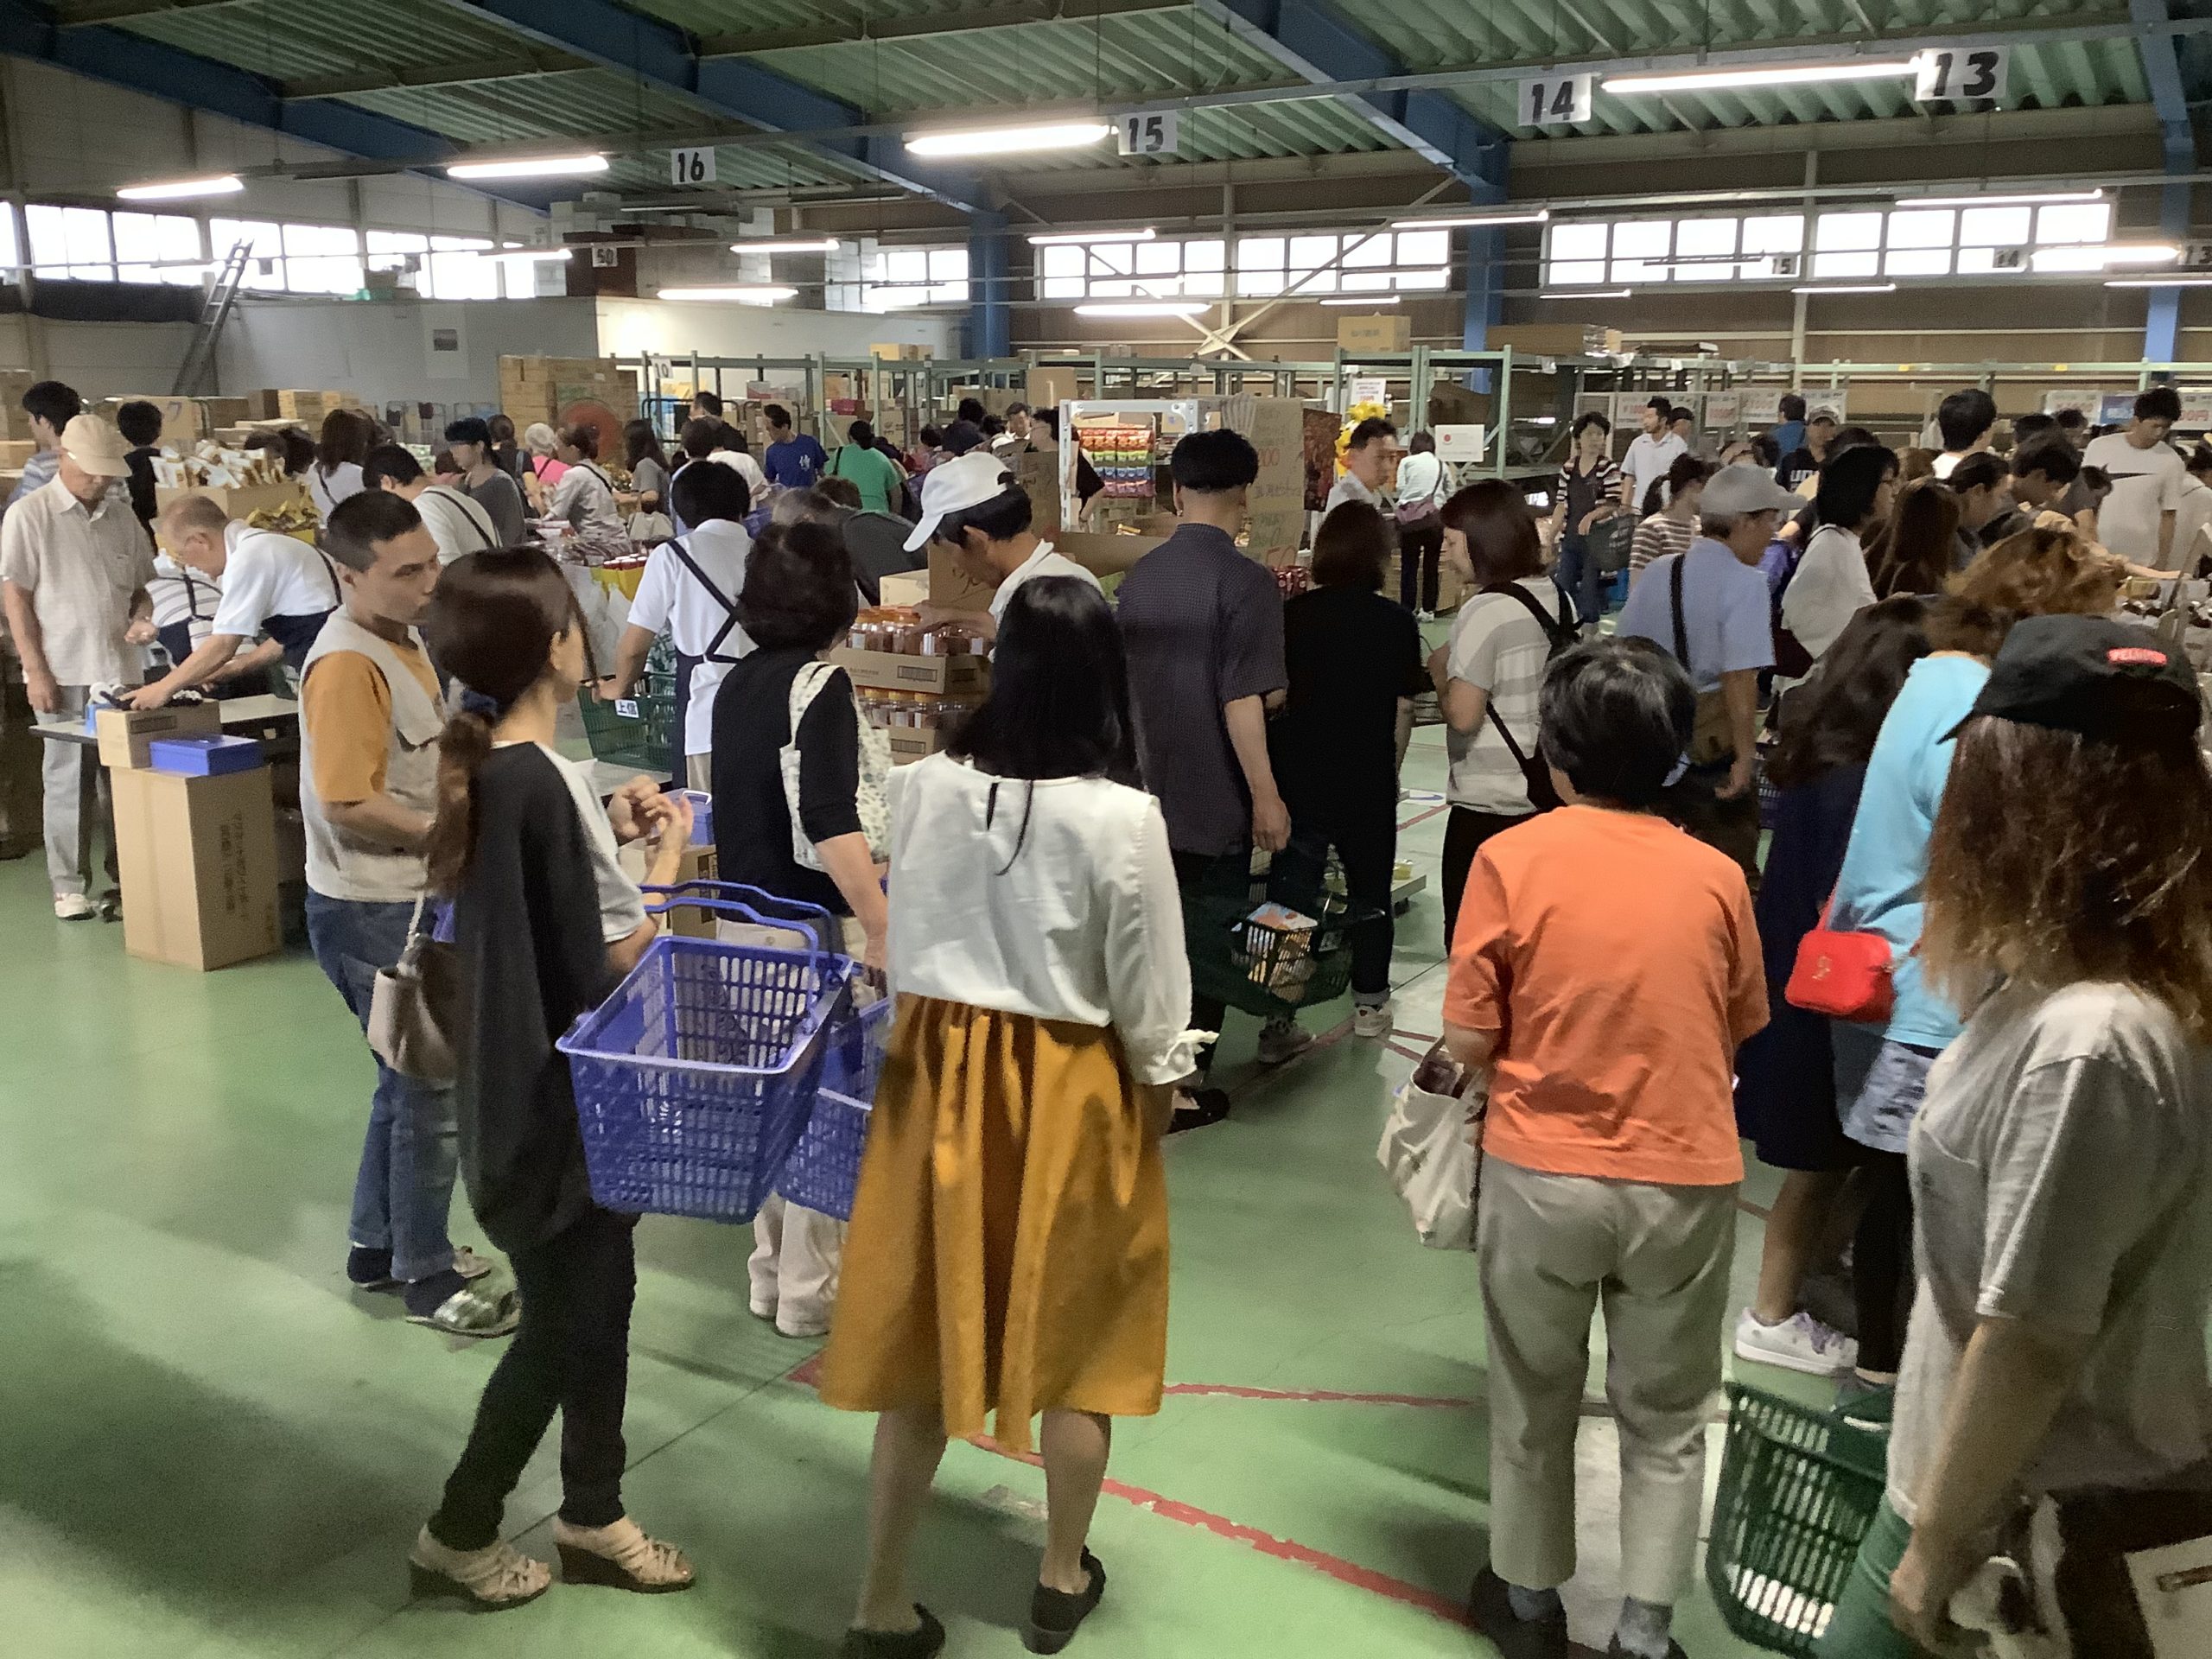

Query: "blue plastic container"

xmin=148 ymin=734 xmax=264 ymax=776
xmin=678 ymin=788 xmax=714 ymax=846
xmin=558 ymin=934 xmax=859 ymax=1224
xmin=774 ymin=993 xmax=893 ymax=1218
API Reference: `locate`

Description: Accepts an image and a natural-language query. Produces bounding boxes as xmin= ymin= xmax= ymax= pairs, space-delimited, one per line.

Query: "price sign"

xmin=1519 ymin=74 xmax=1594 ymax=128
xmin=1117 ymin=111 xmax=1179 ymax=157
xmin=1915 ymin=47 xmax=2007 ymax=103
xmin=670 ymin=145 xmax=716 ymax=186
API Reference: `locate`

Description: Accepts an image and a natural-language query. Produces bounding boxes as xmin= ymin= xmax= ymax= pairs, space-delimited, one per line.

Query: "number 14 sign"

xmin=1519 ymin=74 xmax=1593 ymax=128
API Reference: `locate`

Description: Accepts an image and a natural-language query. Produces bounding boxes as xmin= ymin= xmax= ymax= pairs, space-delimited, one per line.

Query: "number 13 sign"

xmin=1519 ymin=74 xmax=1594 ymax=128
xmin=1915 ymin=47 xmax=2007 ymax=102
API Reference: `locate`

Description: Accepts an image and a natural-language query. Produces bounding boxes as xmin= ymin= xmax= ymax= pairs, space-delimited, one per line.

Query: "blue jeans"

xmin=307 ymin=890 xmax=458 ymax=1283
xmin=1552 ymin=530 xmax=1604 ymax=627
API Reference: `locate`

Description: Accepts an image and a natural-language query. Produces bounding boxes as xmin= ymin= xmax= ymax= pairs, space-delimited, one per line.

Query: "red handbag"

xmin=1784 ymin=898 xmax=1897 ymax=1023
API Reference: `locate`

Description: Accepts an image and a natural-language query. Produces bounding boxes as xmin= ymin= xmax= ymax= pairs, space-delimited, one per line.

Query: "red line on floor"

xmin=1737 ymin=1196 xmax=1772 ymax=1221
xmin=1397 ymin=804 xmax=1449 ymax=832
xmin=1163 ymin=1381 xmax=1479 ymax=1409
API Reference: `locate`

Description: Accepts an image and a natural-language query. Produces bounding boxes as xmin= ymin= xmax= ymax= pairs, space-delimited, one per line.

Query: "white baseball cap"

xmin=1699 ymin=463 xmax=1802 ymax=518
xmin=904 ymin=449 xmax=1018 ymax=551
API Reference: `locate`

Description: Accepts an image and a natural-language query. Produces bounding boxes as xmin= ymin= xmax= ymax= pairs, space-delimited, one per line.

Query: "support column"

xmin=966 ymin=209 xmax=1010 ymax=362
xmin=2145 ymin=138 xmax=2190 ymax=368
xmin=1461 ymin=226 xmax=1502 ymax=392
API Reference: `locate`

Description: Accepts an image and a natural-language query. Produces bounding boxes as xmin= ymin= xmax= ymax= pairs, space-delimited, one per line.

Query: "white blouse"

xmin=308 ymin=461 xmax=363 ymax=524
xmin=1781 ymin=523 xmax=1878 ymax=663
xmin=885 ymin=754 xmax=1203 ymax=1085
xmin=550 ymin=461 xmax=626 ymax=537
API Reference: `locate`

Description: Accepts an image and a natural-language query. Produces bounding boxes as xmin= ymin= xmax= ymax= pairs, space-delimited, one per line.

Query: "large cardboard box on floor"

xmin=1338 ymin=314 xmax=1412 ymax=353
xmin=110 ymin=764 xmax=282 ymax=970
xmin=96 ymin=701 xmax=223 ymax=770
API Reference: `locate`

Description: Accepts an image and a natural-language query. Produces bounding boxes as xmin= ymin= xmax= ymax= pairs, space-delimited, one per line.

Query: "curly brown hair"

xmin=1925 ymin=524 xmax=2123 ymax=657
xmin=1923 ymin=714 xmax=2212 ymax=1038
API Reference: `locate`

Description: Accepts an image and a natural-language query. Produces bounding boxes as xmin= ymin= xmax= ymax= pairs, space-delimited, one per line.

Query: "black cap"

xmin=1946 ymin=613 xmax=2202 ymax=747
xmin=940 ymin=419 xmax=986 ymax=455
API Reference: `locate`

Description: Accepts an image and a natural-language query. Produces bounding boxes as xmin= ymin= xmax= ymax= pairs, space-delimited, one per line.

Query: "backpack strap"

xmin=1479 ymin=578 xmax=1576 ymax=652
xmin=1670 ymin=551 xmax=1690 ymax=671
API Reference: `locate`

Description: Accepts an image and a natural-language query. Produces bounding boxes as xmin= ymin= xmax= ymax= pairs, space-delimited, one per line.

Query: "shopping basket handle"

xmin=643 ymin=890 xmax=846 ymax=963
xmin=645 ymin=878 xmax=838 ymax=938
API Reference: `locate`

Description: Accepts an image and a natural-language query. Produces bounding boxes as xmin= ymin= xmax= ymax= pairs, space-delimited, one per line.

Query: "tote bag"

xmin=367 ymin=896 xmax=461 ymax=1086
xmin=1376 ymin=1039 xmax=1486 ymax=1250
xmin=780 ymin=659 xmax=892 ymax=870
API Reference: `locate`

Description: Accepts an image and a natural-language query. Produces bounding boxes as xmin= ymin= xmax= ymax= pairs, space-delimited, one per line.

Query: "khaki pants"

xmin=685 ymin=753 xmax=711 ymax=791
xmin=1478 ymin=1157 xmax=1738 ymax=1607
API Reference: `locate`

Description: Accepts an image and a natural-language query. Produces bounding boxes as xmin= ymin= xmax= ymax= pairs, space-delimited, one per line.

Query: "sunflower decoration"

xmin=1335 ymin=399 xmax=1391 ymax=471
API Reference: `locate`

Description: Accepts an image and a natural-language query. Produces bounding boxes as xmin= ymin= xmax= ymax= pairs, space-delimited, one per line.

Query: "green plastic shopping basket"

xmin=1706 ymin=1382 xmax=1888 ymax=1655
xmin=580 ymin=668 xmax=678 ymax=771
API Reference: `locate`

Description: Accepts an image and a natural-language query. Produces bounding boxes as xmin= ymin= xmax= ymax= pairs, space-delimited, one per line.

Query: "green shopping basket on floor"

xmin=1706 ymin=1382 xmax=1888 ymax=1655
xmin=580 ymin=639 xmax=679 ymax=772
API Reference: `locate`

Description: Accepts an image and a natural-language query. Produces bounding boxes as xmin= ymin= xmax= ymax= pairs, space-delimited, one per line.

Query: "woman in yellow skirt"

xmin=821 ymin=575 xmax=1203 ymax=1658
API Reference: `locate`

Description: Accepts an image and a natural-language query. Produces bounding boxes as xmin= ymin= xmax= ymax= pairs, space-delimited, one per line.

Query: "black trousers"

xmin=1662 ymin=765 xmax=1763 ymax=893
xmin=1853 ymin=1148 xmax=1915 ymax=1376
xmin=1172 ymin=849 xmax=1232 ymax=1077
xmin=1274 ymin=798 xmax=1397 ymax=1000
xmin=1440 ymin=804 xmax=1535 ymax=955
xmin=1398 ymin=521 xmax=1443 ymax=612
xmin=429 ymin=1206 xmax=638 ymax=1550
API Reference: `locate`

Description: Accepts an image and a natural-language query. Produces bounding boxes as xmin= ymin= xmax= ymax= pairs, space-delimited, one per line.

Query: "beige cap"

xmin=60 ymin=415 xmax=130 ymax=478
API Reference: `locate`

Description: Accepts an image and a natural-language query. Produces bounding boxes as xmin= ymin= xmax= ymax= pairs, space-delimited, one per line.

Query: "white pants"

xmin=747 ymin=1193 xmax=845 ymax=1334
xmin=1478 ymin=1156 xmax=1738 ymax=1607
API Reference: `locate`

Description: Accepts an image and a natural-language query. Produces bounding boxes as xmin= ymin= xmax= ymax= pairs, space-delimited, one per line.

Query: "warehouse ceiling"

xmin=18 ymin=0 xmax=2212 ymax=220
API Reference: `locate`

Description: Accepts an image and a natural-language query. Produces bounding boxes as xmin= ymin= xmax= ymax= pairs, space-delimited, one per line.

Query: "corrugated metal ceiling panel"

xmin=111 ymin=0 xmax=537 ymax=81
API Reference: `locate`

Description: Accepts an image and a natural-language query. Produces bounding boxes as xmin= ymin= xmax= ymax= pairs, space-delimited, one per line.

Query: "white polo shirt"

xmin=1621 ymin=430 xmax=1688 ymax=512
xmin=989 ymin=541 xmax=1103 ymax=622
xmin=0 ymin=476 xmax=156 ymax=686
xmin=210 ymin=522 xmax=339 ymax=638
xmin=626 ymin=520 xmax=754 ymax=756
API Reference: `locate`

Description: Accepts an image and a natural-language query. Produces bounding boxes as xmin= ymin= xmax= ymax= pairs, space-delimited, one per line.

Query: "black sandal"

xmin=842 ymin=1605 xmax=944 ymax=1658
xmin=1165 ymin=1089 xmax=1230 ymax=1135
xmin=1024 ymin=1550 xmax=1105 ymax=1654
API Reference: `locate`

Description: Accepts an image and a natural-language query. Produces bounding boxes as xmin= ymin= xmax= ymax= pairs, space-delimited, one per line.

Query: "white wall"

xmin=215 ymin=296 xmax=600 ymax=406
xmin=592 ymin=297 xmax=954 ymax=364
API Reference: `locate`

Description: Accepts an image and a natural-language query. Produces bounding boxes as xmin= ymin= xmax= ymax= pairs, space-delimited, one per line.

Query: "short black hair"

xmin=711 ymin=422 xmax=747 ymax=454
xmin=2012 ymin=411 xmax=2058 ymax=443
xmin=848 ymin=418 xmax=876 ymax=447
xmin=677 ymin=417 xmax=721 ymax=460
xmin=22 ymin=379 xmax=79 ymax=431
xmin=1779 ymin=393 xmax=1807 ymax=422
xmin=444 ymin=416 xmax=491 ymax=447
xmin=115 ymin=400 xmax=162 ymax=447
xmin=1170 ymin=428 xmax=1260 ymax=493
xmin=1938 ymin=388 xmax=1999 ymax=451
xmin=1832 ymin=424 xmax=1879 ymax=452
xmin=918 ymin=423 xmax=944 ymax=448
xmin=1949 ymin=451 xmax=2010 ymax=494
xmin=956 ymin=397 xmax=987 ymax=425
xmin=764 ymin=404 xmax=792 ymax=430
xmin=1347 ymin=416 xmax=1395 ymax=451
xmin=362 ymin=442 xmax=423 ymax=490
xmin=1747 ymin=433 xmax=1780 ymax=467
xmin=1646 ymin=395 xmax=1672 ymax=416
xmin=1005 ymin=401 xmax=1030 ymax=418
xmin=323 ymin=488 xmax=426 ymax=573
xmin=1571 ymin=410 xmax=1610 ymax=440
xmin=2054 ymin=407 xmax=2088 ymax=435
xmin=941 ymin=420 xmax=985 ymax=456
xmin=736 ymin=520 xmax=856 ymax=652
xmin=2012 ymin=432 xmax=2082 ymax=486
xmin=1311 ymin=500 xmax=1391 ymax=589
xmin=982 ymin=415 xmax=1007 ymax=438
xmin=944 ymin=484 xmax=1032 ymax=546
xmin=1814 ymin=443 xmax=1897 ymax=530
xmin=1538 ymin=636 xmax=1695 ymax=810
xmin=672 ymin=457 xmax=750 ymax=525
xmin=2137 ymin=385 xmax=2182 ymax=423
xmin=693 ymin=389 xmax=724 ymax=417
xmin=1670 ymin=408 xmax=1695 ymax=427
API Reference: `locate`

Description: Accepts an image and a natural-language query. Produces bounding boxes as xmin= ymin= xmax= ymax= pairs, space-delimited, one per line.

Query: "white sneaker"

xmin=54 ymin=892 xmax=93 ymax=921
xmin=1255 ymin=1018 xmax=1314 ymax=1066
xmin=1733 ymin=1307 xmax=1859 ymax=1376
xmin=1353 ymin=1002 xmax=1394 ymax=1039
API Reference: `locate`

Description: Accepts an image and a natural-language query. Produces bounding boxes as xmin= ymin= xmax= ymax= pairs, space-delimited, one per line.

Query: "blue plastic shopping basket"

xmin=557 ymin=906 xmax=858 ymax=1224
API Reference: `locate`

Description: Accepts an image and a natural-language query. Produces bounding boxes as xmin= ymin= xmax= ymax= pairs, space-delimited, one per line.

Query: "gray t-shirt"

xmin=461 ymin=467 xmax=527 ymax=546
xmin=1891 ymin=981 xmax=2212 ymax=1520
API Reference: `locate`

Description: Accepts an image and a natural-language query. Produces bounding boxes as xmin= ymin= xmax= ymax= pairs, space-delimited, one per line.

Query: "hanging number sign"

xmin=670 ymin=145 xmax=716 ymax=186
xmin=1519 ymin=74 xmax=1594 ymax=128
xmin=1915 ymin=47 xmax=2007 ymax=103
xmin=1117 ymin=111 xmax=1179 ymax=156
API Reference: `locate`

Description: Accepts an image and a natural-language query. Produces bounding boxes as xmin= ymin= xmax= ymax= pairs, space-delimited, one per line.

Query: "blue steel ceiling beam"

xmin=428 ymin=0 xmax=985 ymax=215
xmin=2129 ymin=0 xmax=2199 ymax=363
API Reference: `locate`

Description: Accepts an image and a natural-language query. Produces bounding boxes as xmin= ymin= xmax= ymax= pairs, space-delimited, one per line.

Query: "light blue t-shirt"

xmin=1830 ymin=654 xmax=1991 ymax=1051
xmin=1614 ymin=537 xmax=1776 ymax=692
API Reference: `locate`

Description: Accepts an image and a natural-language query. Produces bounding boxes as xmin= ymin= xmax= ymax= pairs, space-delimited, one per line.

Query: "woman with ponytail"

xmin=407 ymin=547 xmax=696 ymax=1612
xmin=1628 ymin=454 xmax=1710 ymax=587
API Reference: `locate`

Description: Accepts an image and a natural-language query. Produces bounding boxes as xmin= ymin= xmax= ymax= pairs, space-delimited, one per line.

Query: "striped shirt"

xmin=1555 ymin=456 xmax=1622 ymax=531
xmin=1444 ymin=575 xmax=1570 ymax=816
xmin=1629 ymin=512 xmax=1695 ymax=584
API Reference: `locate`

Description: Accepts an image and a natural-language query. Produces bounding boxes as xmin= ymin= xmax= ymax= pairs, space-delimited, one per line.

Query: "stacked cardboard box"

xmin=871 ymin=343 xmax=932 ymax=360
xmin=497 ymin=355 xmax=639 ymax=428
xmin=1490 ymin=323 xmax=1625 ymax=358
xmin=1338 ymin=315 xmax=1412 ymax=353
xmin=0 ymin=370 xmax=38 ymax=438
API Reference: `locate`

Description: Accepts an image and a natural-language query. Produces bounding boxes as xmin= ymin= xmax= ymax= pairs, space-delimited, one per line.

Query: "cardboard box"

xmin=1338 ymin=315 xmax=1412 ymax=353
xmin=1238 ymin=397 xmax=1309 ymax=568
xmin=870 ymin=343 xmax=932 ymax=360
xmin=107 ymin=395 xmax=218 ymax=446
xmin=1491 ymin=323 xmax=1624 ymax=359
xmin=878 ymin=570 xmax=928 ymax=609
xmin=0 ymin=369 xmax=36 ymax=439
xmin=882 ymin=726 xmax=951 ymax=766
xmin=0 ymin=439 xmax=34 ymax=468
xmin=276 ymin=389 xmax=332 ymax=423
xmin=96 ymin=700 xmax=223 ymax=770
xmin=153 ymin=481 xmax=314 ymax=521
xmin=109 ymin=764 xmax=281 ymax=970
xmin=832 ymin=645 xmax=988 ymax=697
xmin=1026 ymin=366 xmax=1082 ymax=408
xmin=497 ymin=356 xmax=639 ymax=428
xmin=201 ymin=397 xmax=252 ymax=429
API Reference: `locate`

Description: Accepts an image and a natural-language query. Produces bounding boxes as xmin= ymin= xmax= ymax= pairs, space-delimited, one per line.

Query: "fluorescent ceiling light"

xmin=1075 ymin=301 xmax=1211 ymax=317
xmin=2032 ymin=242 xmax=2180 ymax=271
xmin=657 ymin=285 xmax=798 ymax=304
xmin=1319 ymin=295 xmax=1402 ymax=306
xmin=117 ymin=174 xmax=244 ymax=201
xmin=906 ymin=121 xmax=1109 ymax=158
xmin=727 ymin=236 xmax=840 ymax=253
xmin=1393 ymin=208 xmax=1548 ymax=229
xmin=1541 ymin=288 xmax=1632 ymax=299
xmin=2106 ymin=275 xmax=2212 ymax=289
xmin=1027 ymin=227 xmax=1155 ymax=245
xmin=490 ymin=247 xmax=572 ymax=264
xmin=1605 ymin=59 xmax=1917 ymax=94
xmin=1790 ymin=283 xmax=1897 ymax=294
xmin=1909 ymin=188 xmax=2105 ymax=208
xmin=447 ymin=153 xmax=608 ymax=181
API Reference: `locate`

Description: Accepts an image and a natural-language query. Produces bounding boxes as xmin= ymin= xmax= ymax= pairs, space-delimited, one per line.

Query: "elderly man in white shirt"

xmin=0 ymin=415 xmax=157 ymax=918
xmin=906 ymin=450 xmax=1101 ymax=640
xmin=128 ymin=491 xmax=342 ymax=706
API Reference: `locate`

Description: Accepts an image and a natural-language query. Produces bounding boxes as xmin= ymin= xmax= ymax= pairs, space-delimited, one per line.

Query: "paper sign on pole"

xmin=1704 ymin=390 xmax=1744 ymax=429
xmin=1242 ymin=397 xmax=1309 ymax=569
xmin=1738 ymin=388 xmax=1783 ymax=424
xmin=2176 ymin=388 xmax=2212 ymax=429
xmin=1348 ymin=376 xmax=1389 ymax=411
xmin=2041 ymin=390 xmax=2102 ymax=420
xmin=1433 ymin=424 xmax=1485 ymax=463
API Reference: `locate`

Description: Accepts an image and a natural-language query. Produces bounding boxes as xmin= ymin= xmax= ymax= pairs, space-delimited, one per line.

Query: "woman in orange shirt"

xmin=1444 ymin=636 xmax=1767 ymax=1659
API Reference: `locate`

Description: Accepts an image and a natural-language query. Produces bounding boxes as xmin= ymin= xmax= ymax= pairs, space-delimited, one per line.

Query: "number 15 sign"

xmin=1519 ymin=73 xmax=1594 ymax=128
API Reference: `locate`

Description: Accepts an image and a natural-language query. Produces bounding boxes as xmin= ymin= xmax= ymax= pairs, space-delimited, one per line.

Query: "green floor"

xmin=0 ymin=728 xmax=1829 ymax=1659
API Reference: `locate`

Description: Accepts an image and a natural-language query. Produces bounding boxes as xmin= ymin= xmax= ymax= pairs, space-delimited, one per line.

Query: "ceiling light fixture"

xmin=1074 ymin=300 xmax=1211 ymax=317
xmin=1319 ymin=295 xmax=1402 ymax=306
xmin=1606 ymin=58 xmax=1917 ymax=95
xmin=448 ymin=153 xmax=609 ymax=181
xmin=727 ymin=236 xmax=841 ymax=253
xmin=1393 ymin=207 xmax=1549 ymax=230
xmin=1541 ymin=287 xmax=1632 ymax=299
xmin=2106 ymin=275 xmax=2212 ymax=288
xmin=1027 ymin=227 xmax=1155 ymax=245
xmin=906 ymin=121 xmax=1110 ymax=158
xmin=117 ymin=174 xmax=245 ymax=201
xmin=1909 ymin=188 xmax=2106 ymax=208
xmin=1789 ymin=283 xmax=1897 ymax=294
xmin=490 ymin=247 xmax=573 ymax=264
xmin=2031 ymin=242 xmax=2180 ymax=270
xmin=657 ymin=284 xmax=798 ymax=304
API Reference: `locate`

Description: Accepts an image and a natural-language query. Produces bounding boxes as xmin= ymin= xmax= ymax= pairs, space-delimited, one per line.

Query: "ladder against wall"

xmin=170 ymin=238 xmax=253 ymax=397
